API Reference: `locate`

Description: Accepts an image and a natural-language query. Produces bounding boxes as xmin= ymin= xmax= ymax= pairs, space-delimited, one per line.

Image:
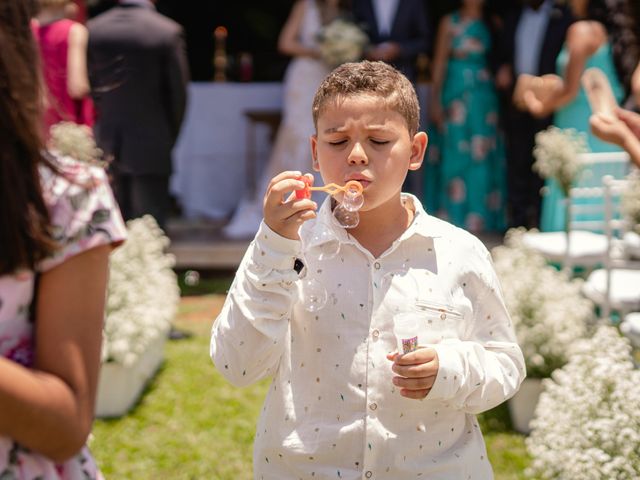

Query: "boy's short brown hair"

xmin=312 ymin=60 xmax=420 ymax=136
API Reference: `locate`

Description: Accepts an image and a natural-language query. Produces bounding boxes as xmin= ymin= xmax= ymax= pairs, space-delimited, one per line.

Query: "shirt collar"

xmin=302 ymin=193 xmax=449 ymax=251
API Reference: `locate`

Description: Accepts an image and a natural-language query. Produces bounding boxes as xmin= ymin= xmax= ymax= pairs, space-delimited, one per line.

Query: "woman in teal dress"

xmin=522 ymin=0 xmax=636 ymax=231
xmin=425 ymin=0 xmax=506 ymax=233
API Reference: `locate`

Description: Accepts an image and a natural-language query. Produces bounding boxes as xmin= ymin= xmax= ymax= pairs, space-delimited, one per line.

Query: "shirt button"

xmin=372 ymin=329 xmax=380 ymax=339
xmin=373 ymin=262 xmax=381 ymax=270
xmin=369 ymin=402 xmax=377 ymax=411
xmin=365 ymin=471 xmax=373 ymax=478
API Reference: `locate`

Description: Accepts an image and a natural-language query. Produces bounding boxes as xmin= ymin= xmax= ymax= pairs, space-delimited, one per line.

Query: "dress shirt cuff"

xmin=251 ymin=221 xmax=302 ymax=271
xmin=427 ymin=343 xmax=464 ymax=402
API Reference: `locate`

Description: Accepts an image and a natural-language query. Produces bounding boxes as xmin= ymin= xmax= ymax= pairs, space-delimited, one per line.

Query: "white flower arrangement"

xmin=621 ymin=171 xmax=640 ymax=231
xmin=533 ymin=126 xmax=588 ymax=196
xmin=48 ymin=121 xmax=105 ymax=166
xmin=527 ymin=326 xmax=640 ymax=479
xmin=492 ymin=228 xmax=594 ymax=378
xmin=103 ymin=215 xmax=180 ymax=366
xmin=317 ymin=17 xmax=368 ymax=68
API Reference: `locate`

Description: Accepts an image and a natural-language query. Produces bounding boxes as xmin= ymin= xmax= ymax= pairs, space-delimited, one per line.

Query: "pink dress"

xmin=0 ymin=155 xmax=126 ymax=479
xmin=32 ymin=19 xmax=95 ymax=133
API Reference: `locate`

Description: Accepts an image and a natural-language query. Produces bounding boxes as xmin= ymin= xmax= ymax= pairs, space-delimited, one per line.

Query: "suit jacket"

xmin=88 ymin=3 xmax=189 ymax=175
xmin=500 ymin=2 xmax=574 ymax=85
xmin=352 ymin=0 xmax=431 ymax=82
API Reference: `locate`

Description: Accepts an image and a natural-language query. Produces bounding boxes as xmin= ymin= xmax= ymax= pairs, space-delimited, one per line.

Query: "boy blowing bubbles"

xmin=211 ymin=61 xmax=525 ymax=478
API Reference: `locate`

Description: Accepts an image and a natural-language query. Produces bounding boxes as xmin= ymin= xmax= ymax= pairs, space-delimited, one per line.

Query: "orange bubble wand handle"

xmin=295 ymin=178 xmax=363 ymax=199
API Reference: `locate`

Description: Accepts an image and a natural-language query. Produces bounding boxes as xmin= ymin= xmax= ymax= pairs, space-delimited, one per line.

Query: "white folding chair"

xmin=522 ymin=151 xmax=631 ymax=274
xmin=582 ymin=175 xmax=640 ymax=319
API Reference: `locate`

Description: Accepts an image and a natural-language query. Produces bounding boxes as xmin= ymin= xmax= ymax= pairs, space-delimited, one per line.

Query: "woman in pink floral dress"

xmin=0 ymin=1 xmax=126 ymax=478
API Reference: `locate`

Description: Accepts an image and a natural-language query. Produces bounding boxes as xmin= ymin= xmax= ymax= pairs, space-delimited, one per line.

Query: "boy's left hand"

xmin=387 ymin=348 xmax=439 ymax=400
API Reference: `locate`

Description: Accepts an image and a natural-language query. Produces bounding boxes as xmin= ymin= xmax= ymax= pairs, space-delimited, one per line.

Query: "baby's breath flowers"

xmin=492 ymin=228 xmax=594 ymax=378
xmin=103 ymin=215 xmax=180 ymax=366
xmin=48 ymin=121 xmax=105 ymax=166
xmin=527 ymin=326 xmax=640 ymax=479
xmin=533 ymin=126 xmax=588 ymax=196
xmin=621 ymin=171 xmax=640 ymax=231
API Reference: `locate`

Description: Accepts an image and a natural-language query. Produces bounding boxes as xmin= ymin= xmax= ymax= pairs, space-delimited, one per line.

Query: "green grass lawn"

xmin=91 ymin=294 xmax=530 ymax=479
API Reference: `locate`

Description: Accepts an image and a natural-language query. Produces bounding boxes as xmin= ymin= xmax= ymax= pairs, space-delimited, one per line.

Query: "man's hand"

xmin=387 ymin=347 xmax=440 ymax=400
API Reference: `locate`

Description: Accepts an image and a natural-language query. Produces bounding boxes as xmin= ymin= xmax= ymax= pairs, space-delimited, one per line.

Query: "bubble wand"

xmin=295 ymin=177 xmax=364 ymax=199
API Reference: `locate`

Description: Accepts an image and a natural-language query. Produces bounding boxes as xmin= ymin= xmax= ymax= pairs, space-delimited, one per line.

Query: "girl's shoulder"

xmin=38 ymin=154 xmax=126 ymax=272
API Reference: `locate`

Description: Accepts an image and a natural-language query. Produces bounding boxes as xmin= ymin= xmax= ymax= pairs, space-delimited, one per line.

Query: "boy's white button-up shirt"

xmin=211 ymin=194 xmax=526 ymax=480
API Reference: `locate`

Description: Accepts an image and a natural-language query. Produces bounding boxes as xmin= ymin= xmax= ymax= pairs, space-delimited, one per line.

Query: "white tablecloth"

xmin=171 ymin=82 xmax=283 ymax=220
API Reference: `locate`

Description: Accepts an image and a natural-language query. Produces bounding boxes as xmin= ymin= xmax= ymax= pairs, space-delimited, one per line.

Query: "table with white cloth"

xmin=171 ymin=82 xmax=283 ymax=220
xmin=171 ymin=82 xmax=430 ymax=220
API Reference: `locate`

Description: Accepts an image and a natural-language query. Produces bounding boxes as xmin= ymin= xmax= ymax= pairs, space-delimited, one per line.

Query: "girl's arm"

xmin=429 ymin=15 xmax=452 ymax=129
xmin=524 ymin=21 xmax=602 ymax=117
xmin=0 ymin=245 xmax=110 ymax=462
xmin=67 ymin=22 xmax=91 ymax=99
xmin=277 ymin=0 xmax=319 ymax=59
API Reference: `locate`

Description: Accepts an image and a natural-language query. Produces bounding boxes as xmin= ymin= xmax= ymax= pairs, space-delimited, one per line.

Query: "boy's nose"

xmin=347 ymin=142 xmax=368 ymax=165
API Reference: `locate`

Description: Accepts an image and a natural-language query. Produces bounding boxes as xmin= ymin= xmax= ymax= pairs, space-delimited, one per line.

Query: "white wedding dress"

xmin=223 ymin=0 xmax=331 ymax=239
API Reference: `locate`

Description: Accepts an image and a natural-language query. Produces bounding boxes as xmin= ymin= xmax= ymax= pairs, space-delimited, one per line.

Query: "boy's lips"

xmin=346 ymin=176 xmax=372 ymax=188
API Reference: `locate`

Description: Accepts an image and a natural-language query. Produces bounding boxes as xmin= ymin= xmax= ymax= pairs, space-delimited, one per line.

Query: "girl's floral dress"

xmin=0 ymin=154 xmax=126 ymax=479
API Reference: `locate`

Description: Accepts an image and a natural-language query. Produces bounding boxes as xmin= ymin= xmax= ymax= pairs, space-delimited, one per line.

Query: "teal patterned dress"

xmin=540 ymin=42 xmax=625 ymax=232
xmin=424 ymin=12 xmax=506 ymax=233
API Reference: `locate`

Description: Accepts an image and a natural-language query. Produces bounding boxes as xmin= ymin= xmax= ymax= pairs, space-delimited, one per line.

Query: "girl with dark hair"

xmin=521 ymin=0 xmax=634 ymax=231
xmin=0 ymin=0 xmax=126 ymax=477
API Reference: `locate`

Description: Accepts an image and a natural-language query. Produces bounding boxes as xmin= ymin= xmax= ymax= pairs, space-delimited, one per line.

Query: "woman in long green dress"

xmin=522 ymin=0 xmax=636 ymax=232
xmin=424 ymin=0 xmax=506 ymax=233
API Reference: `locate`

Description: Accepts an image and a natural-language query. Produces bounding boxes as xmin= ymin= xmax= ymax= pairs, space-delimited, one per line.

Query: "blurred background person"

xmin=0 ymin=0 xmax=126 ymax=477
xmin=424 ymin=0 xmax=506 ymax=234
xmin=521 ymin=0 xmax=638 ymax=231
xmin=32 ymin=0 xmax=94 ymax=135
xmin=495 ymin=0 xmax=574 ymax=229
xmin=352 ymin=0 xmax=431 ymax=83
xmin=223 ymin=0 xmax=350 ymax=239
xmin=88 ymin=0 xmax=189 ymax=230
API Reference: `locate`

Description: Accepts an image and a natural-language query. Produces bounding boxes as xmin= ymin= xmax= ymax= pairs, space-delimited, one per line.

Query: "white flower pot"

xmin=95 ymin=334 xmax=166 ymax=418
xmin=508 ymin=377 xmax=544 ymax=434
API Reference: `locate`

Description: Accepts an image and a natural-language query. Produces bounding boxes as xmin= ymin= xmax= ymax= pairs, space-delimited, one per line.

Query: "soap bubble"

xmin=333 ymin=203 xmax=359 ymax=228
xmin=301 ymin=277 xmax=328 ymax=312
xmin=341 ymin=187 xmax=364 ymax=212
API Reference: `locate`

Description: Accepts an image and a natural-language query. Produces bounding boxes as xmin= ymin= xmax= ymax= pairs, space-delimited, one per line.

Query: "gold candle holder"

xmin=213 ymin=26 xmax=228 ymax=82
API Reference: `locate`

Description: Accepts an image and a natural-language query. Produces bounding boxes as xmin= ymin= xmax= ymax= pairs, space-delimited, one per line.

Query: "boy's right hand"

xmin=263 ymin=171 xmax=318 ymax=240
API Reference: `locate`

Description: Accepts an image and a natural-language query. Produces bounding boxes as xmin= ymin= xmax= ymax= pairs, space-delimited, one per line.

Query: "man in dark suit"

xmin=352 ymin=0 xmax=431 ymax=84
xmin=88 ymin=0 xmax=189 ymax=229
xmin=496 ymin=0 xmax=574 ymax=229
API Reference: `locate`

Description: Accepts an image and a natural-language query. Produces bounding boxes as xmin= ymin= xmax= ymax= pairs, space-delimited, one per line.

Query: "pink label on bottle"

xmin=401 ymin=336 xmax=418 ymax=353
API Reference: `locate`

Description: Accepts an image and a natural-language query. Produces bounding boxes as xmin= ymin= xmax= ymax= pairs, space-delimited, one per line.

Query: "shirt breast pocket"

xmin=413 ymin=300 xmax=465 ymax=344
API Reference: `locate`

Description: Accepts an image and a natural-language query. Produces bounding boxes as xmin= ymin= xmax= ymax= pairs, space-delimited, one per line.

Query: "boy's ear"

xmin=310 ymin=134 xmax=320 ymax=172
xmin=408 ymin=131 xmax=428 ymax=171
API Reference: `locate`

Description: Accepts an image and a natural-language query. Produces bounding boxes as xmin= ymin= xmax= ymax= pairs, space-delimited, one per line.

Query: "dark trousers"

xmin=113 ymin=172 xmax=170 ymax=230
xmin=504 ymin=105 xmax=551 ymax=229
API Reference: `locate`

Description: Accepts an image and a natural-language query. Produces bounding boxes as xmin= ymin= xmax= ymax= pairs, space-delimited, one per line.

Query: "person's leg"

xmin=129 ymin=175 xmax=170 ymax=230
xmin=112 ymin=171 xmax=133 ymax=221
xmin=505 ymin=107 xmax=546 ymax=228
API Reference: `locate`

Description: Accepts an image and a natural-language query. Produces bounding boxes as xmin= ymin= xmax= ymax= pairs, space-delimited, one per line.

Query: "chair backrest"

xmin=562 ymin=152 xmax=631 ymax=271
xmin=600 ymin=174 xmax=638 ymax=319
